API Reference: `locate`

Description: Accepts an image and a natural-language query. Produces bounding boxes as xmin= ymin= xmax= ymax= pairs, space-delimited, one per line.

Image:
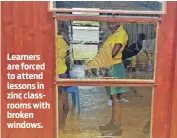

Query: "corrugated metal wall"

xmin=1 ymin=2 xmax=56 ymax=138
xmin=99 ymin=22 xmax=156 ymax=45
xmin=123 ymin=23 xmax=156 ymax=45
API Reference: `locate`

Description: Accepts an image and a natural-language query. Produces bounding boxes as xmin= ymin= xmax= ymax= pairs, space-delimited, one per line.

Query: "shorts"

xmin=106 ymin=63 xmax=129 ymax=96
xmin=58 ymin=72 xmax=70 ymax=93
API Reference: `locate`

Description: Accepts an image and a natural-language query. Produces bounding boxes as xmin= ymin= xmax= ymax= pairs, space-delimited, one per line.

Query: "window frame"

xmin=54 ymin=15 xmax=159 ymax=86
xmin=49 ymin=1 xmax=167 ymax=15
xmin=50 ymin=2 xmax=177 ymax=138
xmin=51 ymin=3 xmax=169 ymax=138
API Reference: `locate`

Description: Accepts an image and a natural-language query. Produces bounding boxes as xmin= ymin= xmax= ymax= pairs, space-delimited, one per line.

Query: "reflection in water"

xmin=59 ymin=87 xmax=152 ymax=138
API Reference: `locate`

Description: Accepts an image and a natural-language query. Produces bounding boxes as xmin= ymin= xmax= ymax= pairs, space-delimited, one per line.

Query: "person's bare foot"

xmin=99 ymin=122 xmax=121 ymax=130
xmin=100 ymin=123 xmax=123 ymax=136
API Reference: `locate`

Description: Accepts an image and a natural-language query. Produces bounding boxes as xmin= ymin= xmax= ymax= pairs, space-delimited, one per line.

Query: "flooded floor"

xmin=59 ymin=86 xmax=152 ymax=138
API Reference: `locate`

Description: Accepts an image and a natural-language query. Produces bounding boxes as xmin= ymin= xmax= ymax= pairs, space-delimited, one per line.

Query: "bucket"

xmin=69 ymin=65 xmax=86 ymax=79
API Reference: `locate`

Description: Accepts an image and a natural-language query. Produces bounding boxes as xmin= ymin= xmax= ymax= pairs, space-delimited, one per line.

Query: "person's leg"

xmin=58 ymin=74 xmax=69 ymax=130
xmin=117 ymin=93 xmax=122 ymax=99
xmin=107 ymin=90 xmax=128 ymax=106
xmin=104 ymin=69 xmax=113 ymax=106
xmin=100 ymin=89 xmax=122 ymax=136
xmin=100 ymin=64 xmax=128 ymax=131
xmin=62 ymin=91 xmax=69 ymax=127
xmin=111 ymin=64 xmax=128 ymax=124
xmin=106 ymin=87 xmax=113 ymax=106
xmin=107 ymin=90 xmax=125 ymax=106
xmin=58 ymin=87 xmax=65 ymax=130
xmin=107 ymin=64 xmax=129 ymax=106
xmin=112 ymin=94 xmax=121 ymax=124
xmin=58 ymin=88 xmax=69 ymax=130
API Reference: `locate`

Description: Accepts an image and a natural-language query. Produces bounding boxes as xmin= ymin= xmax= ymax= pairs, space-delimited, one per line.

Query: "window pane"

xmin=56 ymin=20 xmax=156 ymax=80
xmin=58 ymin=86 xmax=152 ymax=138
xmin=53 ymin=1 xmax=163 ymax=12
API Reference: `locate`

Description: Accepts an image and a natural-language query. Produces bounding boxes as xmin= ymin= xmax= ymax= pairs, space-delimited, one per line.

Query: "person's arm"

xmin=112 ymin=29 xmax=128 ymax=58
xmin=112 ymin=43 xmax=122 ymax=58
xmin=59 ymin=36 xmax=70 ymax=69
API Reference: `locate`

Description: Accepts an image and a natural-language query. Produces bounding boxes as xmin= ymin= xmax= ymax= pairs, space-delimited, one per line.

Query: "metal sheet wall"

xmin=124 ymin=23 xmax=156 ymax=45
xmin=1 ymin=2 xmax=56 ymax=138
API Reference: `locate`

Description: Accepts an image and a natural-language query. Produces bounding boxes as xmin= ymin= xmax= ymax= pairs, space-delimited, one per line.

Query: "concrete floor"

xmin=59 ymin=86 xmax=152 ymax=138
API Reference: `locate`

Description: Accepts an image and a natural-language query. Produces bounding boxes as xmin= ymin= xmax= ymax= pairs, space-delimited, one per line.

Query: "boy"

xmin=99 ymin=22 xmax=129 ymax=136
xmin=57 ymin=27 xmax=70 ymax=131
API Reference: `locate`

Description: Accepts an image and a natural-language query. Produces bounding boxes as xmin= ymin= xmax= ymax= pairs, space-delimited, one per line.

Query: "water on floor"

xmin=59 ymin=86 xmax=152 ymax=138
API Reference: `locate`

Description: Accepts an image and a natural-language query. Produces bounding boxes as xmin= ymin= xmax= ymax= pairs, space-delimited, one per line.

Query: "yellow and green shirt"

xmin=56 ymin=35 xmax=68 ymax=75
xmin=102 ymin=26 xmax=128 ymax=65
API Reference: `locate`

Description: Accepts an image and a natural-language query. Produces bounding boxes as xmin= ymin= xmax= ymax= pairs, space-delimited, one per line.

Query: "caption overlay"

xmin=6 ymin=53 xmax=50 ymax=129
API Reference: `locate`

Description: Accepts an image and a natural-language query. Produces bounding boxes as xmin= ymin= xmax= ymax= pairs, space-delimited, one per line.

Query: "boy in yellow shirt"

xmin=99 ymin=22 xmax=129 ymax=136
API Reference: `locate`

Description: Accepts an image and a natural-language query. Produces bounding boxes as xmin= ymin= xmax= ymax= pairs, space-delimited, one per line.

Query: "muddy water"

xmin=59 ymin=86 xmax=152 ymax=138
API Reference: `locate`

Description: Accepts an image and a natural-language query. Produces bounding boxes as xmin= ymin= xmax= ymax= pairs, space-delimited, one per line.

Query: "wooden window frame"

xmin=54 ymin=15 xmax=159 ymax=87
xmin=49 ymin=1 xmax=167 ymax=15
xmin=54 ymin=16 xmax=159 ymax=137
xmin=52 ymin=4 xmax=165 ymax=138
